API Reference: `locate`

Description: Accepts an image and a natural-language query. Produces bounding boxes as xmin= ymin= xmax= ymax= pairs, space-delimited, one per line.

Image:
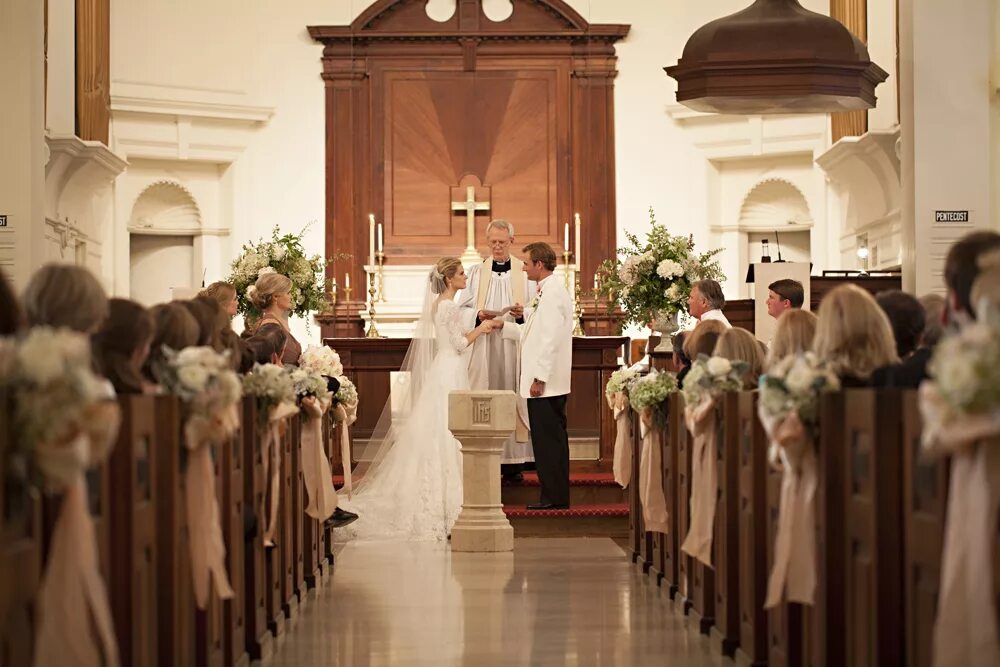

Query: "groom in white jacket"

xmin=501 ymin=242 xmax=573 ymax=509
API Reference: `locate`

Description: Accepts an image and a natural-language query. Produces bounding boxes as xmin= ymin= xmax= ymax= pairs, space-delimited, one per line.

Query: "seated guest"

xmin=766 ymin=279 xmax=805 ymax=319
xmin=672 ymin=331 xmax=692 ymax=387
xmin=180 ymin=296 xmax=228 ymax=351
xmin=919 ymin=294 xmax=946 ymax=348
xmin=246 ymin=272 xmax=302 ymax=366
xmin=143 ymin=302 xmax=200 ymax=385
xmin=943 ymin=230 xmax=1000 ymax=325
xmin=244 ymin=323 xmax=287 ymax=367
xmin=688 ymin=279 xmax=731 ymax=327
xmin=765 ymin=309 xmax=818 ymax=370
xmin=683 ymin=318 xmax=727 ymax=361
xmin=190 ymin=290 xmax=248 ymax=371
xmin=873 ymin=290 xmax=934 ymax=389
xmin=23 ymin=263 xmax=108 ymax=333
xmin=713 ymin=327 xmax=765 ymax=389
xmin=199 ymin=281 xmax=239 ymax=319
xmin=813 ymin=284 xmax=898 ymax=387
xmin=92 ymin=299 xmax=156 ymax=394
xmin=0 ymin=267 xmax=23 ymax=335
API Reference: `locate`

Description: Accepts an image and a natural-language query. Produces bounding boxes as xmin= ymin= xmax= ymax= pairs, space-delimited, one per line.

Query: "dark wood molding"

xmin=75 ymin=0 xmax=110 ymax=144
xmin=310 ymin=0 xmax=630 ymax=340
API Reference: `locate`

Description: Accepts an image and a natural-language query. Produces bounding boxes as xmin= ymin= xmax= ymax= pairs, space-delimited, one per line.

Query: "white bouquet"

xmin=628 ymin=370 xmax=678 ymax=413
xmin=606 ymin=367 xmax=641 ymax=399
xmin=157 ymin=346 xmax=243 ymax=418
xmin=299 ymin=345 xmax=343 ymax=379
xmin=334 ymin=376 xmax=358 ymax=408
xmin=682 ymin=354 xmax=748 ymax=408
xmin=0 ymin=328 xmax=109 ymax=490
xmin=758 ymin=353 xmax=841 ymax=433
xmin=290 ymin=367 xmax=331 ymax=402
xmin=242 ymin=363 xmax=296 ymax=410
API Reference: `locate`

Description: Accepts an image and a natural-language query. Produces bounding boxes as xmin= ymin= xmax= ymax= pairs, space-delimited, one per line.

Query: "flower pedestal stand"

xmin=449 ymin=391 xmax=517 ymax=552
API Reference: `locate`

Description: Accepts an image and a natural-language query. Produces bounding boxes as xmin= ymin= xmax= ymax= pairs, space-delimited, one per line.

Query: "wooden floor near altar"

xmin=268 ymin=538 xmax=727 ymax=666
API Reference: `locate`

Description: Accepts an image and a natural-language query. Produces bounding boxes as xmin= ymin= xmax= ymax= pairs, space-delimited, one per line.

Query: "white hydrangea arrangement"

xmin=0 ymin=328 xmax=109 ymax=490
xmin=628 ymin=370 xmax=679 ymax=415
xmin=605 ymin=367 xmax=641 ymax=399
xmin=242 ymin=363 xmax=296 ymax=411
xmin=299 ymin=345 xmax=344 ymax=379
xmin=927 ymin=317 xmax=1000 ymax=417
xmin=289 ymin=368 xmax=331 ymax=402
xmin=758 ymin=353 xmax=841 ymax=436
xmin=682 ymin=355 xmax=748 ymax=408
xmin=334 ymin=376 xmax=358 ymax=407
xmin=156 ymin=346 xmax=243 ymax=418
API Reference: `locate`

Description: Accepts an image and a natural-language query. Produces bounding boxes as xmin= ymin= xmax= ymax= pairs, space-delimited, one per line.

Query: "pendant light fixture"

xmin=665 ymin=0 xmax=888 ymax=114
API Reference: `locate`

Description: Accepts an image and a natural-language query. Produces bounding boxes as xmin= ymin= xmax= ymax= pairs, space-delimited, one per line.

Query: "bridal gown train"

xmin=338 ymin=298 xmax=471 ymax=541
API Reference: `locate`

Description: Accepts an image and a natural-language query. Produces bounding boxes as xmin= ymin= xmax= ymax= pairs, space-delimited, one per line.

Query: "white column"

xmin=0 ymin=0 xmax=46 ymax=289
xmin=899 ymin=0 xmax=995 ymax=295
xmin=448 ymin=390 xmax=516 ymax=552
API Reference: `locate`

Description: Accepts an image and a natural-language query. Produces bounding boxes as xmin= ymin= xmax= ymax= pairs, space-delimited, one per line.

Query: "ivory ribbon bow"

xmin=34 ymin=441 xmax=120 ymax=667
xmin=638 ymin=407 xmax=670 ymax=534
xmin=300 ymin=396 xmax=338 ymax=521
xmin=183 ymin=407 xmax=238 ymax=609
xmin=609 ymin=391 xmax=632 ymax=489
xmin=681 ymin=397 xmax=718 ymax=567
xmin=759 ymin=410 xmax=817 ymax=608
xmin=919 ymin=383 xmax=1000 ymax=667
xmin=262 ymin=401 xmax=300 ymax=546
xmin=332 ymin=401 xmax=358 ymax=499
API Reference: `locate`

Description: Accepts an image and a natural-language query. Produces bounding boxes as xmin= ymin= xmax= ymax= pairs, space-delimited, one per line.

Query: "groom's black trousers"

xmin=527 ymin=394 xmax=570 ymax=506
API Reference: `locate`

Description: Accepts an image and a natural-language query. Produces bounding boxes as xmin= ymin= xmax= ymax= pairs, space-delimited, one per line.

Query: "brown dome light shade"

xmin=665 ymin=0 xmax=888 ymax=114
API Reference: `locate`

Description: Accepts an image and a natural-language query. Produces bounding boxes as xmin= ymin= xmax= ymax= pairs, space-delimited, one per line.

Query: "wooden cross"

xmin=451 ymin=185 xmax=491 ymax=263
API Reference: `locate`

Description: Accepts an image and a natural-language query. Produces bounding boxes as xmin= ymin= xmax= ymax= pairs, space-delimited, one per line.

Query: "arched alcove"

xmin=738 ymin=178 xmax=814 ymax=230
xmin=128 ymin=181 xmax=202 ymax=305
xmin=129 ymin=180 xmax=202 ymax=233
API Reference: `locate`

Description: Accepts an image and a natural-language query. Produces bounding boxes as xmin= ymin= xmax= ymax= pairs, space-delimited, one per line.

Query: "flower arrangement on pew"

xmin=228 ymin=224 xmax=331 ymax=323
xmin=289 ymin=366 xmax=341 ymax=522
xmin=680 ymin=354 xmax=748 ymax=567
xmin=597 ymin=208 xmax=723 ymax=331
xmin=626 ymin=369 xmax=678 ymax=534
xmin=605 ymin=367 xmax=642 ymax=488
xmin=156 ymin=345 xmax=243 ymax=608
xmin=756 ymin=352 xmax=840 ymax=609
xmin=0 ymin=328 xmax=121 ymax=664
xmin=299 ymin=344 xmax=359 ymax=495
xmin=242 ymin=363 xmax=298 ymax=547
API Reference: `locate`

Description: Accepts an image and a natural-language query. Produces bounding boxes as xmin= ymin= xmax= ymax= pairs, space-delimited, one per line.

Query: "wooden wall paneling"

xmin=224 ymin=417 xmax=249 ymax=667
xmin=676 ymin=394 xmax=694 ymax=614
xmin=661 ymin=394 xmax=681 ymax=599
xmin=736 ymin=392 xmax=769 ymax=667
xmin=0 ymin=396 xmax=41 ymax=667
xmin=901 ymin=390 xmax=947 ymax=667
xmin=154 ymin=396 xmax=196 ymax=667
xmin=830 ymin=0 xmax=869 ymax=142
xmin=843 ymin=390 xmax=904 ymax=667
xmin=75 ymin=0 xmax=110 ymax=143
xmin=241 ymin=399 xmax=272 ymax=661
xmin=108 ymin=395 xmax=158 ymax=667
xmin=712 ymin=393 xmax=740 ymax=655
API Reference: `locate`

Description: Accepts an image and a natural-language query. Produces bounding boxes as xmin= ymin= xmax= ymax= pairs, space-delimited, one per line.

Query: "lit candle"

xmin=344 ymin=273 xmax=350 ymax=290
xmin=574 ymin=212 xmax=581 ymax=269
xmin=377 ymin=223 xmax=384 ymax=253
xmin=368 ymin=214 xmax=375 ymax=266
xmin=593 ymin=274 xmax=598 ymax=290
xmin=564 ymin=223 xmax=569 ymax=251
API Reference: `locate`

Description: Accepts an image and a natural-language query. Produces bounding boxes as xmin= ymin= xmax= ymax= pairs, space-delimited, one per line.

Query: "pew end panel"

xmin=736 ymin=391 xmax=769 ymax=667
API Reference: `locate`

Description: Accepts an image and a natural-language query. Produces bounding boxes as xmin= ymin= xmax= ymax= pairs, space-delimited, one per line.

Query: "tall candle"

xmin=564 ymin=223 xmax=569 ymax=251
xmin=593 ymin=274 xmax=598 ymax=290
xmin=368 ymin=214 xmax=376 ymax=266
xmin=377 ymin=223 xmax=384 ymax=253
xmin=574 ymin=212 xmax=581 ymax=269
xmin=344 ymin=273 xmax=350 ymax=290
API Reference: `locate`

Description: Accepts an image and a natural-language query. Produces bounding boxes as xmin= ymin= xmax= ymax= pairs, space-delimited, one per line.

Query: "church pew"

xmin=659 ymin=394 xmax=682 ymax=599
xmin=628 ymin=412 xmax=644 ymax=565
xmin=842 ymin=390 xmax=904 ymax=667
xmin=711 ymin=393 xmax=740 ymax=655
xmin=0 ymin=398 xmax=41 ymax=667
xmin=241 ymin=399 xmax=272 ymax=661
xmin=736 ymin=391 xmax=769 ymax=667
xmin=902 ymin=389 xmax=947 ymax=667
xmin=290 ymin=415 xmax=307 ymax=603
xmin=765 ymin=427 xmax=803 ymax=667
xmin=265 ymin=424 xmax=285 ymax=638
xmin=676 ymin=395 xmax=694 ymax=614
xmin=280 ymin=415 xmax=299 ymax=620
xmin=153 ymin=396 xmax=197 ymax=667
xmin=223 ymin=415 xmax=249 ymax=667
xmin=805 ymin=392 xmax=848 ymax=667
xmin=108 ymin=395 xmax=159 ymax=667
xmin=194 ymin=450 xmax=226 ymax=667
xmin=321 ymin=414 xmax=337 ymax=571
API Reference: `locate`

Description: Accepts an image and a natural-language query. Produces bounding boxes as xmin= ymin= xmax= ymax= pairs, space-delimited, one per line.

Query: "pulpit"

xmin=326 ymin=336 xmax=628 ymax=474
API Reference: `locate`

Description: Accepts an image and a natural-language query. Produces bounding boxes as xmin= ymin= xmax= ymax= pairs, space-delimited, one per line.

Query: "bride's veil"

xmin=349 ymin=270 xmax=440 ymax=490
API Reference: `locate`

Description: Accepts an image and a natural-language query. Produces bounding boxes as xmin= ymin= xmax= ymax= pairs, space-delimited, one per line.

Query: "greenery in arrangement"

xmin=242 ymin=363 xmax=296 ymax=412
xmin=598 ymin=208 xmax=723 ymax=330
xmin=682 ymin=355 xmax=748 ymax=408
xmin=628 ymin=370 xmax=679 ymax=414
xmin=228 ymin=225 xmax=332 ymax=322
xmin=605 ymin=367 xmax=641 ymax=399
xmin=758 ymin=353 xmax=841 ymax=435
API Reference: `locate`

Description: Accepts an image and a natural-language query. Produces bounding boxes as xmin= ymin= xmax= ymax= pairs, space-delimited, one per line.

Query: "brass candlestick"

xmin=572 ymin=272 xmax=585 ymax=336
xmin=562 ymin=250 xmax=573 ymax=290
xmin=365 ymin=272 xmax=381 ymax=338
xmin=375 ymin=250 xmax=386 ymax=303
xmin=343 ymin=284 xmax=353 ymax=303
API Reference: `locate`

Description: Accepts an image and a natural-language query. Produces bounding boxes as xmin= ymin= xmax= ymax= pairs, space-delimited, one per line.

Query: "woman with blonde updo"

xmin=713 ymin=327 xmax=765 ymax=389
xmin=247 ymin=272 xmax=301 ymax=366
xmin=765 ymin=309 xmax=818 ymax=370
xmin=813 ymin=284 xmax=898 ymax=386
xmin=337 ymin=256 xmax=501 ymax=542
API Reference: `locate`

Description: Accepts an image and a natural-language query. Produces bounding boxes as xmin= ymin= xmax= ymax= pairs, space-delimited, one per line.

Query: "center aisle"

xmin=270 ymin=538 xmax=727 ymax=666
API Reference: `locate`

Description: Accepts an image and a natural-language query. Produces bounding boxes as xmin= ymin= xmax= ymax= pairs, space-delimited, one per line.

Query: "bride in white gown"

xmin=338 ymin=257 xmax=502 ymax=541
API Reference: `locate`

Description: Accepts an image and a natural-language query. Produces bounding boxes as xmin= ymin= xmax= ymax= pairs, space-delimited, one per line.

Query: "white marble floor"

xmin=269 ymin=538 xmax=728 ymax=667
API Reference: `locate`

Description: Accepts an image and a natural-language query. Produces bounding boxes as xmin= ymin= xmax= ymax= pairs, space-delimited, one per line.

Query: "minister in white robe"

xmin=457 ymin=219 xmax=536 ymax=480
